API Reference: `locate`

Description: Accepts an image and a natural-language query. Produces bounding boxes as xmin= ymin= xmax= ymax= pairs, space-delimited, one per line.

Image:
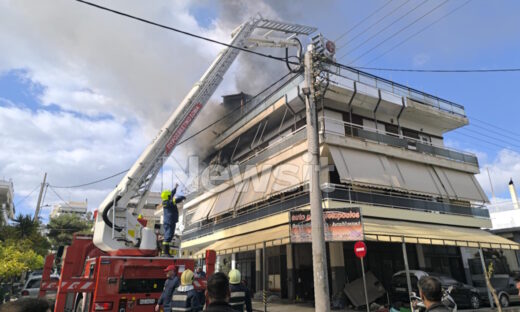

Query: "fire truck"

xmin=38 ymin=15 xmax=317 ymax=312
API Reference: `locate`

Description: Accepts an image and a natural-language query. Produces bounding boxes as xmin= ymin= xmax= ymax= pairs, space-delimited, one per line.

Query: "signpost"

xmin=355 ymin=241 xmax=369 ymax=312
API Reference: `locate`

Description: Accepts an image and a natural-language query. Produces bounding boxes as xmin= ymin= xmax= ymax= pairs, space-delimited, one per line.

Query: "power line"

xmin=338 ymin=0 xmax=429 ymax=60
xmin=48 ymin=186 xmax=75 ymax=209
xmin=350 ymin=66 xmax=520 ymax=73
xmin=74 ymin=0 xmax=298 ymax=66
xmin=337 ymin=0 xmax=412 ymax=51
xmin=347 ymin=0 xmax=450 ymax=65
xmin=469 ymin=122 xmax=520 ymax=144
xmin=469 ymin=115 xmax=520 ymax=138
xmin=362 ymin=0 xmax=473 ymax=66
xmin=50 ymin=169 xmax=129 ymax=188
xmin=460 ymin=128 xmax=520 ymax=150
xmin=335 ymin=0 xmax=394 ymax=42
xmin=14 ymin=184 xmax=40 ymax=207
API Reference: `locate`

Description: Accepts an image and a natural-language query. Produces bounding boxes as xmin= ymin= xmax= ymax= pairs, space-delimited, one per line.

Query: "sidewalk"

xmin=252 ymin=301 xmax=520 ymax=312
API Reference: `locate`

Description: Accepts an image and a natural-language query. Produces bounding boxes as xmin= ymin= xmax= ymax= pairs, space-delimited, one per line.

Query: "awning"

xmin=363 ymin=218 xmax=520 ymax=250
xmin=433 ymin=167 xmax=488 ymax=202
xmin=329 ymin=145 xmax=487 ymax=202
xmin=189 ymin=195 xmax=218 ymax=223
xmin=208 ymin=182 xmax=245 ymax=218
xmin=192 ymin=225 xmax=290 ymax=258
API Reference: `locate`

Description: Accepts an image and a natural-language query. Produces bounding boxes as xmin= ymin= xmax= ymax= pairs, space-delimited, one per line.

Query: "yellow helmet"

xmin=161 ymin=190 xmax=171 ymax=201
xmin=181 ymin=269 xmax=194 ymax=286
xmin=228 ymin=269 xmax=241 ymax=284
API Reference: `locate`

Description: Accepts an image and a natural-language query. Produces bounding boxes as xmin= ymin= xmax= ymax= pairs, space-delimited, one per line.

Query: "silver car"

xmin=20 ymin=275 xmax=59 ymax=300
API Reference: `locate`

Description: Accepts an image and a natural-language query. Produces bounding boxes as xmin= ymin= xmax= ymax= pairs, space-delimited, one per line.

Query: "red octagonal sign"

xmin=354 ymin=241 xmax=367 ymax=259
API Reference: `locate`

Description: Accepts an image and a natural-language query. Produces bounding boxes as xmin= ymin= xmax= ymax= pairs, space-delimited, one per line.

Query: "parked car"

xmin=391 ymin=270 xmax=481 ymax=309
xmin=479 ymin=276 xmax=520 ymax=307
xmin=20 ymin=274 xmax=59 ymax=299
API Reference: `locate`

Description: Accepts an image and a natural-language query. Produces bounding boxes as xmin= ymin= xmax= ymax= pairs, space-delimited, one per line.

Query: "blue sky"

xmin=1 ymin=0 xmax=520 ymax=220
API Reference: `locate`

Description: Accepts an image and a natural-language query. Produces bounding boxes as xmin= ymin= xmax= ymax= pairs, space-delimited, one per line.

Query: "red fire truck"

xmin=38 ymin=13 xmax=316 ymax=312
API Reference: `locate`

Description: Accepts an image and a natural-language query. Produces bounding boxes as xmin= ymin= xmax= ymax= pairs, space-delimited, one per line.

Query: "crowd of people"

xmin=156 ymin=265 xmax=252 ymax=312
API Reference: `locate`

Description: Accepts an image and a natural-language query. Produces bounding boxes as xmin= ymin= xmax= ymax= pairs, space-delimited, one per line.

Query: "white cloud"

xmin=476 ymin=149 xmax=520 ymax=199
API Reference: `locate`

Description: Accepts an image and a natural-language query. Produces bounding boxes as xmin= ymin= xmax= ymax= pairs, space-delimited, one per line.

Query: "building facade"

xmin=0 ymin=179 xmax=15 ymax=224
xmin=50 ymin=201 xmax=88 ymax=219
xmin=180 ymin=64 xmax=518 ymax=300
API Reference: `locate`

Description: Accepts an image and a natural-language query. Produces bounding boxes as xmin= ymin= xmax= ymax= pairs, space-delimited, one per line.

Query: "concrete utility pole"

xmin=34 ymin=172 xmax=47 ymax=221
xmin=303 ymin=43 xmax=331 ymax=312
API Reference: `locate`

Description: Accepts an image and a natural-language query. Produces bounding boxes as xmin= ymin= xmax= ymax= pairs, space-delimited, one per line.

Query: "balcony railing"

xmin=320 ymin=117 xmax=479 ymax=166
xmin=182 ymin=182 xmax=489 ymax=241
xmin=327 ymin=63 xmax=466 ymax=117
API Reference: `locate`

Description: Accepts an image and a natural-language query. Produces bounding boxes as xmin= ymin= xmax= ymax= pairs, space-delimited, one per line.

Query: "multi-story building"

xmin=0 ymin=179 xmax=15 ymax=224
xmin=180 ymin=64 xmax=518 ymax=299
xmin=50 ymin=201 xmax=88 ymax=219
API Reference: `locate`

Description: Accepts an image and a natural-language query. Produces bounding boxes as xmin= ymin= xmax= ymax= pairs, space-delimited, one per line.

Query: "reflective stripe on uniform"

xmin=229 ymin=301 xmax=245 ymax=306
xmin=172 ymin=308 xmax=191 ymax=311
xmin=172 ymin=294 xmax=188 ymax=301
xmin=230 ymin=291 xmax=246 ymax=298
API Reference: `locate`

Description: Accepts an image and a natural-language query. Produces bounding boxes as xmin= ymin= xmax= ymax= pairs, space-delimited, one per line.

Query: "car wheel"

xmin=469 ymin=294 xmax=480 ymax=309
xmin=499 ymin=294 xmax=510 ymax=308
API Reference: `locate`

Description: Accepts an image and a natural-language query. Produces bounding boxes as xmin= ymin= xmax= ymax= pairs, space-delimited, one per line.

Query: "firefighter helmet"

xmin=228 ymin=269 xmax=241 ymax=284
xmin=181 ymin=269 xmax=194 ymax=286
xmin=161 ymin=190 xmax=171 ymax=201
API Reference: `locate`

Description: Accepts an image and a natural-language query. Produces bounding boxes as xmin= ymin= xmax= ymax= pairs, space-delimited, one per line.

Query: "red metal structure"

xmin=39 ymin=235 xmax=216 ymax=312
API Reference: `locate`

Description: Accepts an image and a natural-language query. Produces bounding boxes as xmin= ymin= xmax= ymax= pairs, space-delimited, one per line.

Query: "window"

xmin=402 ymin=128 xmax=419 ymax=139
xmin=385 ymin=124 xmax=399 ymax=136
xmin=27 ymin=278 xmax=41 ymax=289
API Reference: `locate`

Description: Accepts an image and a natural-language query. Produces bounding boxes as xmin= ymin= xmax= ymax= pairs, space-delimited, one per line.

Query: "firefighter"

xmin=156 ymin=264 xmax=180 ymax=312
xmin=171 ymin=269 xmax=203 ymax=311
xmin=161 ymin=183 xmax=186 ymax=256
xmin=228 ymin=269 xmax=252 ymax=312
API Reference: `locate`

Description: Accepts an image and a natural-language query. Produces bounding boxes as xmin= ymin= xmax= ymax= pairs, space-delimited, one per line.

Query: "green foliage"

xmin=47 ymin=214 xmax=93 ymax=248
xmin=12 ymin=214 xmax=40 ymax=238
xmin=0 ymin=241 xmax=44 ymax=280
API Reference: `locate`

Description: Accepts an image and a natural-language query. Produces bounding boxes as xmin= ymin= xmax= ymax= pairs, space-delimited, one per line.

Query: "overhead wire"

xmin=75 ymin=0 xmax=299 ymax=66
xmin=338 ymin=0 xmax=430 ymax=60
xmin=336 ymin=0 xmax=412 ymax=51
xmin=14 ymin=184 xmax=40 ymax=207
xmin=347 ymin=0 xmax=451 ymax=65
xmin=361 ymin=0 xmax=473 ymax=66
xmin=50 ymin=169 xmax=129 ymax=188
xmin=349 ymin=66 xmax=520 ymax=73
xmin=48 ymin=185 xmax=75 ymax=209
xmin=335 ymin=0 xmax=394 ymax=42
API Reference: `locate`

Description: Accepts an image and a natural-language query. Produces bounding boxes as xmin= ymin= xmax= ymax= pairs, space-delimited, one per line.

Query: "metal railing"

xmin=319 ymin=116 xmax=479 ymax=166
xmin=327 ymin=63 xmax=466 ymax=117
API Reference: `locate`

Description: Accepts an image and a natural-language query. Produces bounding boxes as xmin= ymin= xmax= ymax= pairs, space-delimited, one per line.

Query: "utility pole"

xmin=34 ymin=172 xmax=47 ymax=221
xmin=303 ymin=43 xmax=331 ymax=312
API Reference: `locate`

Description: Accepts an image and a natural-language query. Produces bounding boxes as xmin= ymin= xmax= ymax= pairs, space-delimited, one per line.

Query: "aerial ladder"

xmin=45 ymin=16 xmax=317 ymax=312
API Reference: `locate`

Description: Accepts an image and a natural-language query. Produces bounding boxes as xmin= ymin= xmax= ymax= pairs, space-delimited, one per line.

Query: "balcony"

xmin=327 ymin=63 xmax=466 ymax=117
xmin=320 ymin=116 xmax=478 ymax=167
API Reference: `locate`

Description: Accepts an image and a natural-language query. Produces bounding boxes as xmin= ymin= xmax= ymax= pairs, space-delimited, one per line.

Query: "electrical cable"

xmin=338 ymin=0 xmax=430 ymax=60
xmin=336 ymin=0 xmax=412 ymax=51
xmin=48 ymin=186 xmax=75 ymax=209
xmin=349 ymin=67 xmax=520 ymax=73
xmin=14 ymin=184 xmax=40 ymax=207
xmin=75 ymin=0 xmax=299 ymax=66
xmin=347 ymin=0 xmax=450 ymax=65
xmin=50 ymin=169 xmax=129 ymax=188
xmin=335 ymin=0 xmax=394 ymax=42
xmin=469 ymin=116 xmax=520 ymax=139
xmin=460 ymin=128 xmax=520 ymax=150
xmin=362 ymin=0 xmax=473 ymax=66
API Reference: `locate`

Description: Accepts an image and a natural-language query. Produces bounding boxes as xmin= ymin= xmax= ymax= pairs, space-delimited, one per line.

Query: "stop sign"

xmin=354 ymin=241 xmax=367 ymax=258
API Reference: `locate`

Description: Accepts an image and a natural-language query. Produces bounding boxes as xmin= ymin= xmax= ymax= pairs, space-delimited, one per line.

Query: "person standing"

xmin=205 ymin=272 xmax=234 ymax=312
xmin=194 ymin=267 xmax=206 ymax=278
xmin=228 ymin=269 xmax=252 ymax=312
xmin=160 ymin=183 xmax=186 ymax=256
xmin=156 ymin=264 xmax=180 ymax=312
xmin=417 ymin=276 xmax=450 ymax=312
xmin=171 ymin=269 xmax=202 ymax=312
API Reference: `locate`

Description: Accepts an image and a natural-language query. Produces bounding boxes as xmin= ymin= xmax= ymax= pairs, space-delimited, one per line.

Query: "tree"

xmin=12 ymin=214 xmax=39 ymax=238
xmin=0 ymin=241 xmax=44 ymax=280
xmin=47 ymin=214 xmax=93 ymax=248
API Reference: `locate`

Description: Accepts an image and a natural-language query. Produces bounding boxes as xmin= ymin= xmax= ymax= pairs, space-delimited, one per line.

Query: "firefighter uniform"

xmin=161 ymin=185 xmax=186 ymax=256
xmin=228 ymin=269 xmax=252 ymax=312
xmin=171 ymin=269 xmax=202 ymax=312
